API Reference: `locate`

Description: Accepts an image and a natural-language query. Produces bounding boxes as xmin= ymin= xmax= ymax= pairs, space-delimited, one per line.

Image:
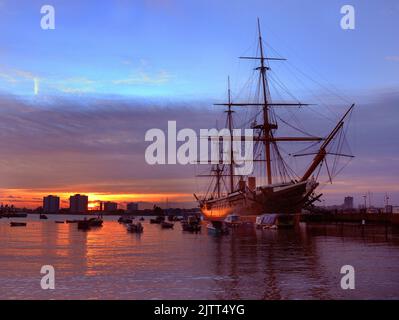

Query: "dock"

xmin=301 ymin=212 xmax=399 ymax=226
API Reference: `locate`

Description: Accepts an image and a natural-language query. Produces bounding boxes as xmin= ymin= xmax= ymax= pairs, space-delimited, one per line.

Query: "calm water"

xmin=0 ymin=215 xmax=398 ymax=300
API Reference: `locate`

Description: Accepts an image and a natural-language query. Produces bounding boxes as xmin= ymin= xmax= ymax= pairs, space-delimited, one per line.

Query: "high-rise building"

xmin=127 ymin=202 xmax=139 ymax=213
xmin=103 ymin=201 xmax=117 ymax=212
xmin=343 ymin=196 xmax=354 ymax=210
xmin=69 ymin=194 xmax=88 ymax=213
xmin=43 ymin=195 xmax=60 ymax=213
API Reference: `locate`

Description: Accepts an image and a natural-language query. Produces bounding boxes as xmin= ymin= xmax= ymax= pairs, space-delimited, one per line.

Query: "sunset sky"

xmin=0 ymin=0 xmax=398 ymax=209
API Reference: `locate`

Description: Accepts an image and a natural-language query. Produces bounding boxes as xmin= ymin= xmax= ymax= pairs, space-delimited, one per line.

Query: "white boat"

xmin=256 ymin=214 xmax=297 ymax=229
xmin=224 ymin=214 xmax=241 ymax=228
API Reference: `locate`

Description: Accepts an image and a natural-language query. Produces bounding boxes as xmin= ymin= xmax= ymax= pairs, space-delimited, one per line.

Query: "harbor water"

xmin=0 ymin=215 xmax=398 ymax=299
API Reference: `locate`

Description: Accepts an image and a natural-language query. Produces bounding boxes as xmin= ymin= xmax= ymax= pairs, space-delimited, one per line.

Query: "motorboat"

xmin=127 ymin=222 xmax=144 ymax=233
xmin=255 ymin=213 xmax=297 ymax=229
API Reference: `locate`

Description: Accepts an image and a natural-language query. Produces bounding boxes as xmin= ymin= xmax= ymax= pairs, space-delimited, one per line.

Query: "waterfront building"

xmin=43 ymin=195 xmax=60 ymax=213
xmin=343 ymin=196 xmax=354 ymax=210
xmin=127 ymin=202 xmax=139 ymax=213
xmin=69 ymin=194 xmax=88 ymax=213
xmin=103 ymin=201 xmax=117 ymax=212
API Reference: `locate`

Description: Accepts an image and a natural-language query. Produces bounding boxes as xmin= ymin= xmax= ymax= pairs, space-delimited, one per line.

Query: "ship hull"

xmin=199 ymin=180 xmax=317 ymax=221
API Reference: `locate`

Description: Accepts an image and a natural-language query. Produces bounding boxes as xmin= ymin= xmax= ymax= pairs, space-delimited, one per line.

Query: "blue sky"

xmin=0 ymin=0 xmax=398 ymax=98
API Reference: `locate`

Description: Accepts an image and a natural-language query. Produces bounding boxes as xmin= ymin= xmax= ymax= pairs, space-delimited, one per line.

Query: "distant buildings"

xmin=103 ymin=201 xmax=117 ymax=212
xmin=127 ymin=202 xmax=139 ymax=213
xmin=343 ymin=196 xmax=354 ymax=210
xmin=43 ymin=195 xmax=60 ymax=213
xmin=69 ymin=194 xmax=88 ymax=213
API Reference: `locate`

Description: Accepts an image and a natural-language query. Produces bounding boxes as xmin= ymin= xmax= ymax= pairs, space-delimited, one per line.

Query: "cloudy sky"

xmin=0 ymin=0 xmax=398 ymax=208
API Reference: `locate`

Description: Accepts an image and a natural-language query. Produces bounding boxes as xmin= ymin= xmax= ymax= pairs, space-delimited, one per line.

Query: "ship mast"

xmin=226 ymin=77 xmax=235 ymax=193
xmin=257 ymin=18 xmax=273 ymax=185
xmin=239 ymin=18 xmax=285 ymax=185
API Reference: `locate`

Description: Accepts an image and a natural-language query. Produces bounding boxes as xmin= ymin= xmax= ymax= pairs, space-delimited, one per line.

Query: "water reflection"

xmin=0 ymin=216 xmax=398 ymax=299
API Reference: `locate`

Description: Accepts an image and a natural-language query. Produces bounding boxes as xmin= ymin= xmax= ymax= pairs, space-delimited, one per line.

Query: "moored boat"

xmin=10 ymin=222 xmax=27 ymax=227
xmin=77 ymin=219 xmax=90 ymax=230
xmin=207 ymin=221 xmax=229 ymax=235
xmin=161 ymin=221 xmax=174 ymax=229
xmin=224 ymin=214 xmax=242 ymax=228
xmin=150 ymin=216 xmax=165 ymax=224
xmin=40 ymin=214 xmax=48 ymax=220
xmin=127 ymin=222 xmax=143 ymax=233
xmin=256 ymin=213 xmax=298 ymax=229
xmin=88 ymin=217 xmax=103 ymax=227
xmin=118 ymin=217 xmax=133 ymax=224
xmin=181 ymin=215 xmax=201 ymax=232
xmin=194 ymin=19 xmax=355 ymax=225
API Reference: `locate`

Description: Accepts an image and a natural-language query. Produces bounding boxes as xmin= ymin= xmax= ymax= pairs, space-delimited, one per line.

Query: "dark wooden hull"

xmin=200 ymin=180 xmax=315 ymax=221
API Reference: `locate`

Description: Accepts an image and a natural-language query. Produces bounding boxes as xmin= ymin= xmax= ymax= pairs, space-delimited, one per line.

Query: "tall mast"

xmin=257 ymin=18 xmax=273 ymax=185
xmin=227 ymin=77 xmax=234 ymax=193
xmin=215 ymin=19 xmax=317 ymax=185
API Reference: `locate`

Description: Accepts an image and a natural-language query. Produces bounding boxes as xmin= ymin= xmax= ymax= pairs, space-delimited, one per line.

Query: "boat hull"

xmin=200 ymin=180 xmax=316 ymax=221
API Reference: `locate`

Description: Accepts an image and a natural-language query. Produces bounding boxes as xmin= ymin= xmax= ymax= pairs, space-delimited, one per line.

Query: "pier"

xmin=301 ymin=211 xmax=399 ymax=226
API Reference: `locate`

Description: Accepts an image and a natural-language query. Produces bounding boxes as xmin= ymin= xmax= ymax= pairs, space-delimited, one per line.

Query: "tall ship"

xmin=194 ymin=19 xmax=355 ymax=224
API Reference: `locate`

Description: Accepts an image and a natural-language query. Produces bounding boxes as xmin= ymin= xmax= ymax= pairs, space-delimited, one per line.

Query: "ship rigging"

xmin=195 ymin=19 xmax=355 ymax=221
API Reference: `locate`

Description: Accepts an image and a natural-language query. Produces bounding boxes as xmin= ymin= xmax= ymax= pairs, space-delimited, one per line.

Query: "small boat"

xmin=150 ymin=216 xmax=165 ymax=224
xmin=169 ymin=216 xmax=182 ymax=221
xmin=207 ymin=222 xmax=229 ymax=235
xmin=66 ymin=220 xmax=78 ymax=224
xmin=88 ymin=217 xmax=103 ymax=227
xmin=139 ymin=217 xmax=145 ymax=221
xmin=224 ymin=214 xmax=242 ymax=228
xmin=77 ymin=219 xmax=90 ymax=230
xmin=182 ymin=222 xmax=201 ymax=232
xmin=127 ymin=222 xmax=144 ymax=233
xmin=161 ymin=221 xmax=174 ymax=229
xmin=55 ymin=221 xmax=65 ymax=224
xmin=10 ymin=222 xmax=27 ymax=227
xmin=40 ymin=214 xmax=48 ymax=220
xmin=118 ymin=217 xmax=133 ymax=224
xmin=181 ymin=216 xmax=201 ymax=232
xmin=255 ymin=214 xmax=297 ymax=229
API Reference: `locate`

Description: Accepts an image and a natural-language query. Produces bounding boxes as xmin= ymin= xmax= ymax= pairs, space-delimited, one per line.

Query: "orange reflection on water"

xmin=84 ymin=222 xmax=133 ymax=276
xmin=201 ymin=207 xmax=230 ymax=220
